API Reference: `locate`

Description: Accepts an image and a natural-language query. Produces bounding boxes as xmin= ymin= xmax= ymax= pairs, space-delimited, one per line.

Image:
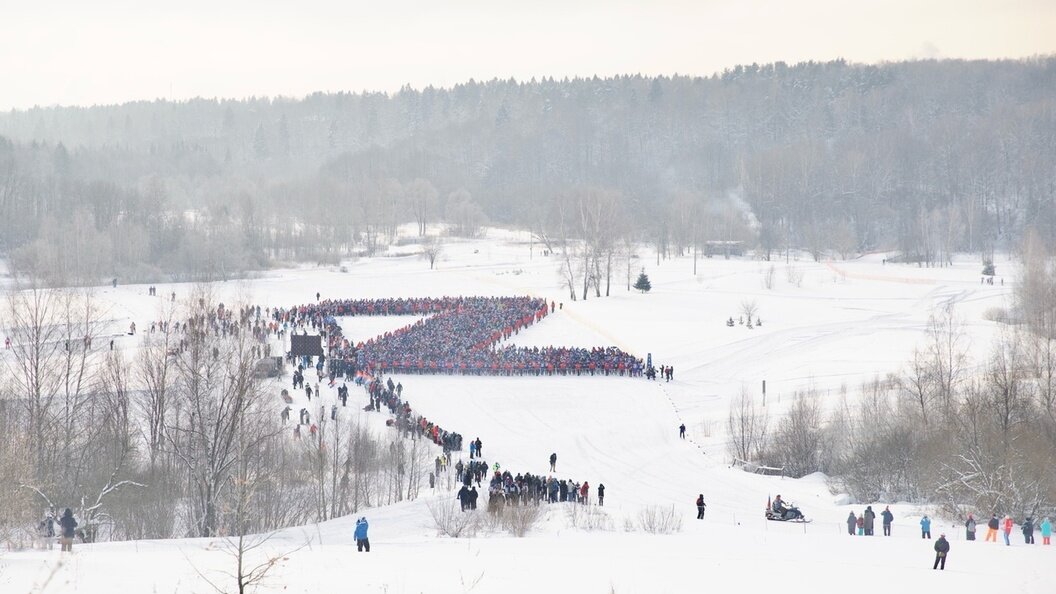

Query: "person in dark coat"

xmin=469 ymin=487 xmax=478 ymax=510
xmin=696 ymin=494 xmax=706 ymax=519
xmin=965 ymin=514 xmax=977 ymax=541
xmin=1023 ymin=517 xmax=1035 ymax=544
xmin=933 ymin=534 xmax=950 ymax=570
xmin=597 ymin=483 xmax=605 ymax=506
xmin=59 ymin=508 xmax=77 ymax=552
xmin=355 ymin=517 xmax=370 ymax=552
xmin=863 ymin=506 xmax=876 ymax=536
xmin=881 ymin=506 xmax=894 ymax=536
xmin=847 ymin=511 xmax=857 ymax=536
xmin=679 ymin=423 xmax=686 ymax=439
xmin=986 ymin=514 xmax=1000 ymax=542
xmin=457 ymin=485 xmax=471 ymax=511
xmin=549 ymin=452 xmax=557 ymax=472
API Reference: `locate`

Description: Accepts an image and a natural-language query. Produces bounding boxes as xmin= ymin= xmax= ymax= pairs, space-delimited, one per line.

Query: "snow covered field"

xmin=4 ymin=229 xmax=1047 ymax=594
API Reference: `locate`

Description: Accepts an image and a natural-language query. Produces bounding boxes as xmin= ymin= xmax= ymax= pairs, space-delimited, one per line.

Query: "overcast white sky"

xmin=1 ymin=0 xmax=1053 ymax=110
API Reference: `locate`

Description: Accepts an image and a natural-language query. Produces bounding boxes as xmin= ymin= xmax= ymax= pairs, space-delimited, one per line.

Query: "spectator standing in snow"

xmin=679 ymin=423 xmax=686 ymax=439
xmin=863 ymin=506 xmax=876 ymax=536
xmin=920 ymin=514 xmax=931 ymax=539
xmin=39 ymin=513 xmax=55 ymax=550
xmin=355 ymin=517 xmax=370 ymax=552
xmin=847 ymin=511 xmax=857 ymax=536
xmin=597 ymin=484 xmax=605 ymax=506
xmin=59 ymin=508 xmax=77 ymax=552
xmin=933 ymin=534 xmax=950 ymax=570
xmin=475 ymin=437 xmax=483 ymax=457
xmin=1022 ymin=517 xmax=1035 ymax=544
xmin=1002 ymin=515 xmax=1013 ymax=546
xmin=696 ymin=494 xmax=706 ymax=519
xmin=856 ymin=515 xmax=865 ymax=535
xmin=965 ymin=514 xmax=976 ymax=541
xmin=986 ymin=514 xmax=999 ymax=542
xmin=549 ymin=452 xmax=557 ymax=472
xmin=882 ymin=506 xmax=894 ymax=536
xmin=1040 ymin=517 xmax=1051 ymax=545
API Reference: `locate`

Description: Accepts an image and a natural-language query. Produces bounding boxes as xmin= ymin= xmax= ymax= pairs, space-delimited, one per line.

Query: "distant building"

xmin=704 ymin=240 xmax=745 ymax=259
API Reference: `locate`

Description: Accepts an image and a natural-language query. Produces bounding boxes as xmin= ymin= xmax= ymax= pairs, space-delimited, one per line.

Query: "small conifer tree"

xmin=634 ymin=270 xmax=652 ymax=293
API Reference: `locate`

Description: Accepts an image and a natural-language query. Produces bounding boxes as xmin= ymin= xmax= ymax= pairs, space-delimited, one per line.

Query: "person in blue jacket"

xmin=920 ymin=514 xmax=932 ymax=539
xmin=355 ymin=517 xmax=370 ymax=552
xmin=881 ymin=506 xmax=894 ymax=536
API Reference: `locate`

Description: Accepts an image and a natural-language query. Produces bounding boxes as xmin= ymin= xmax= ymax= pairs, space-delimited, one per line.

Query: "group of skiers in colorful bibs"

xmin=275 ymin=295 xmax=646 ymax=378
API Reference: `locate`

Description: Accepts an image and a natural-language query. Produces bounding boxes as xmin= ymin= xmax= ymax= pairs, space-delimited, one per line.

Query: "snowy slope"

xmin=3 ymin=231 xmax=1044 ymax=594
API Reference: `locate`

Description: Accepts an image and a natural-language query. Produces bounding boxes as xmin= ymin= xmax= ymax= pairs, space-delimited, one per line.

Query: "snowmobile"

xmin=765 ymin=503 xmax=809 ymax=523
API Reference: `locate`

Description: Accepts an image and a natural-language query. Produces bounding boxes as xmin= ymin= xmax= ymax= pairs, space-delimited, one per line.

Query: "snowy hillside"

xmin=3 ymin=229 xmax=1048 ymax=594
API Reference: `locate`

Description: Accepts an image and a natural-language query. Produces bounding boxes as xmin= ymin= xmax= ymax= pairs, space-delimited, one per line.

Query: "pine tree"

xmin=633 ymin=270 xmax=652 ymax=293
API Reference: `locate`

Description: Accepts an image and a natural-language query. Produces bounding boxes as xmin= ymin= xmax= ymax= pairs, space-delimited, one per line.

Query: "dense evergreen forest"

xmin=1 ymin=57 xmax=1054 ymax=284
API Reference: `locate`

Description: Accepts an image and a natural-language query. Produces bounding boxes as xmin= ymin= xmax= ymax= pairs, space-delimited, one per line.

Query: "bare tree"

xmin=763 ymin=393 xmax=823 ymax=477
xmin=407 ymin=178 xmax=438 ymax=237
xmin=137 ymin=300 xmax=179 ymax=469
xmin=739 ymin=299 xmax=759 ymax=325
xmin=420 ymin=236 xmax=444 ymax=270
xmin=726 ymin=386 xmax=769 ymax=462
xmin=166 ymin=289 xmax=266 ymax=537
xmin=897 ymin=348 xmax=935 ymax=430
xmin=927 ymin=307 xmax=969 ymax=418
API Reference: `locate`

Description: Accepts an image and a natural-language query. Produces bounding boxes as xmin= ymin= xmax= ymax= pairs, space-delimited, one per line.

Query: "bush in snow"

xmin=501 ymin=504 xmax=546 ymax=538
xmin=566 ymin=503 xmax=613 ymax=531
xmin=427 ymin=499 xmax=480 ymax=538
xmin=636 ymin=505 xmax=682 ymax=534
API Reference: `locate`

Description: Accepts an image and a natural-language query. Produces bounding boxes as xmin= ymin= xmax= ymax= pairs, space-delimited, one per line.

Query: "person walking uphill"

xmin=59 ymin=508 xmax=77 ymax=552
xmin=696 ymin=494 xmax=707 ymax=520
xmin=933 ymin=534 xmax=950 ymax=570
xmin=920 ymin=514 xmax=931 ymax=539
xmin=355 ymin=517 xmax=370 ymax=552
xmin=882 ymin=506 xmax=894 ymax=536
xmin=679 ymin=423 xmax=686 ymax=439
xmin=985 ymin=514 xmax=999 ymax=542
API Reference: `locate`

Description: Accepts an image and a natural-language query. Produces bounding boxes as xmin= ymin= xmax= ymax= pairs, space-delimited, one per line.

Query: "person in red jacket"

xmin=1002 ymin=515 xmax=1014 ymax=546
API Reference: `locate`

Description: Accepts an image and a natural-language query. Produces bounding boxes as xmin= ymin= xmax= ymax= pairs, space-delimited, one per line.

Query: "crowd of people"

xmin=355 ymin=370 xmax=601 ymax=513
xmin=841 ymin=507 xmax=1054 ymax=547
xmin=976 ymin=514 xmax=1052 ymax=545
xmin=269 ymin=296 xmax=646 ymax=378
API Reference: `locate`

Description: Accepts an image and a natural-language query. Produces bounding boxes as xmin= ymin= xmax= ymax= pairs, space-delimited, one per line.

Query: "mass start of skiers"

xmin=271 ymin=296 xmax=645 ymax=378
